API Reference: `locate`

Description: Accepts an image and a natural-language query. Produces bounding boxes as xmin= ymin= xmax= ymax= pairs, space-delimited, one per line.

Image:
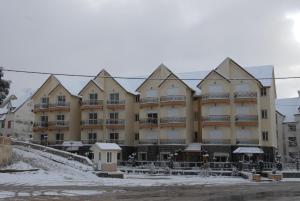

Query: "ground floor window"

xmin=109 ymin=132 xmax=119 ymax=143
xmin=88 ymin=133 xmax=97 ymax=144
xmin=56 ymin=133 xmax=64 ymax=144
xmin=160 ymin=152 xmax=170 ymax=161
xmin=213 ymin=152 xmax=229 ymax=162
xmin=107 ymin=152 xmax=112 ymax=163
xmin=41 ymin=134 xmax=48 ymax=143
xmin=138 ymin=152 xmax=147 ymax=161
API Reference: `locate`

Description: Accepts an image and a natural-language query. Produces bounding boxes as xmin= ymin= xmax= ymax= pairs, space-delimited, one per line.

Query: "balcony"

xmin=33 ymin=121 xmax=48 ymax=132
xmin=80 ymin=100 xmax=103 ymax=110
xmin=202 ymin=139 xmax=231 ymax=145
xmin=235 ymin=115 xmax=258 ymax=126
xmin=160 ymin=117 xmax=186 ymax=128
xmin=106 ymin=100 xmax=125 ymax=110
xmin=202 ymin=115 xmax=231 ymax=127
xmin=201 ymin=93 xmax=230 ymax=104
xmin=33 ymin=103 xmax=49 ymax=113
xmin=82 ymin=139 xmax=99 ymax=145
xmin=236 ymin=139 xmax=259 ymax=145
xmin=159 ymin=139 xmax=186 ymax=145
xmin=105 ymin=119 xmax=125 ymax=129
xmin=234 ymin=92 xmax=257 ymax=103
xmin=49 ymin=102 xmax=70 ymax=112
xmin=106 ymin=139 xmax=125 ymax=145
xmin=80 ymin=119 xmax=103 ymax=130
xmin=139 ymin=118 xmax=158 ymax=129
xmin=160 ymin=95 xmax=186 ymax=106
xmin=48 ymin=121 xmax=69 ymax=131
xmin=140 ymin=97 xmax=159 ymax=108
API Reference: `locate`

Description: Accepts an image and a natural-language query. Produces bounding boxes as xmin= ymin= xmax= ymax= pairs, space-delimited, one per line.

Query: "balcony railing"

xmin=138 ymin=139 xmax=186 ymax=145
xmin=234 ymin=92 xmax=257 ymax=103
xmin=106 ymin=119 xmax=125 ymax=129
xmin=33 ymin=103 xmax=49 ymax=112
xmin=236 ymin=139 xmax=259 ymax=145
xmin=202 ymin=139 xmax=231 ymax=144
xmin=201 ymin=93 xmax=230 ymax=104
xmin=106 ymin=100 xmax=125 ymax=110
xmin=235 ymin=115 xmax=258 ymax=126
xmin=139 ymin=118 xmax=158 ymax=128
xmin=80 ymin=100 xmax=104 ymax=110
xmin=49 ymin=102 xmax=70 ymax=111
xmin=160 ymin=117 xmax=186 ymax=128
xmin=202 ymin=115 xmax=230 ymax=126
xmin=48 ymin=121 xmax=69 ymax=130
xmin=140 ymin=97 xmax=159 ymax=108
xmin=33 ymin=121 xmax=48 ymax=128
xmin=81 ymin=119 xmax=103 ymax=129
xmin=160 ymin=95 xmax=186 ymax=106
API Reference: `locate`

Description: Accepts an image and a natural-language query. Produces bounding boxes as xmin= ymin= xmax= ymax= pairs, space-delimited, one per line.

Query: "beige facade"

xmin=0 ymin=136 xmax=12 ymax=166
xmin=32 ymin=75 xmax=81 ymax=146
xmin=31 ymin=58 xmax=277 ymax=162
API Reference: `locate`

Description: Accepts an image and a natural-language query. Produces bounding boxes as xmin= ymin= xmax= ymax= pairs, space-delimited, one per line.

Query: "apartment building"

xmin=32 ymin=75 xmax=84 ymax=150
xmin=276 ymin=94 xmax=300 ymax=163
xmin=31 ymin=58 xmax=278 ymax=162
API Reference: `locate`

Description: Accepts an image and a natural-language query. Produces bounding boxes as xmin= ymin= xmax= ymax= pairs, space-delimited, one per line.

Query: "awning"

xmin=233 ymin=147 xmax=264 ymax=154
xmin=184 ymin=143 xmax=201 ymax=152
xmin=65 ymin=146 xmax=80 ymax=151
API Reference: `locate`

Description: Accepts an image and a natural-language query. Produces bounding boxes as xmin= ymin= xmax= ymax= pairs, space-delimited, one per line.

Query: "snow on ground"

xmin=0 ymin=147 xmax=251 ymax=187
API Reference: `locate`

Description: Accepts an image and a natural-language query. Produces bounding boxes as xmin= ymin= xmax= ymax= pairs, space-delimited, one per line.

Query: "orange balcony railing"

xmin=201 ymin=93 xmax=230 ymax=104
xmin=234 ymin=92 xmax=257 ymax=103
xmin=80 ymin=100 xmax=103 ymax=110
xmin=105 ymin=119 xmax=125 ymax=129
xmin=106 ymin=100 xmax=125 ymax=110
xmin=48 ymin=121 xmax=69 ymax=130
xmin=235 ymin=115 xmax=258 ymax=126
xmin=49 ymin=102 xmax=70 ymax=112
xmin=80 ymin=119 xmax=103 ymax=129
xmin=139 ymin=118 xmax=158 ymax=129
xmin=160 ymin=95 xmax=186 ymax=106
xmin=140 ymin=97 xmax=159 ymax=108
xmin=202 ymin=115 xmax=231 ymax=126
xmin=160 ymin=117 xmax=186 ymax=128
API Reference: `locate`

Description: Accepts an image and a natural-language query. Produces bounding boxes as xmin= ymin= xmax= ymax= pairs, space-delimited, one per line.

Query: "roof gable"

xmin=158 ymin=73 xmax=194 ymax=92
xmin=78 ymin=80 xmax=104 ymax=96
xmin=48 ymin=83 xmax=73 ymax=97
xmin=31 ymin=75 xmax=60 ymax=99
xmin=197 ymin=70 xmax=230 ymax=88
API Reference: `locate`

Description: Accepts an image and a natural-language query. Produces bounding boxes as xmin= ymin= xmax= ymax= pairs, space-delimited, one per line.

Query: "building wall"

xmin=0 ymin=137 xmax=12 ymax=166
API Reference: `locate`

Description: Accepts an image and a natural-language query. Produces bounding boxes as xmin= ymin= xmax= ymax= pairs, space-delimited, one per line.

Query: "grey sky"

xmin=1 ymin=0 xmax=300 ymax=102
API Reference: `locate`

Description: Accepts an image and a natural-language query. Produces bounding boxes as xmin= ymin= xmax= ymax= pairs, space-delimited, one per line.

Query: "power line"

xmin=3 ymin=68 xmax=300 ymax=81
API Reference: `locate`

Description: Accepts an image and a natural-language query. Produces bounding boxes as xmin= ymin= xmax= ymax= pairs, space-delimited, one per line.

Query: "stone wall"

xmin=0 ymin=137 xmax=12 ymax=166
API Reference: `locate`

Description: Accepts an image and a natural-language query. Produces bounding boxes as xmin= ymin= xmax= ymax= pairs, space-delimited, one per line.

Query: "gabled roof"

xmin=197 ymin=70 xmax=230 ymax=87
xmin=276 ymin=97 xmax=300 ymax=123
xmin=31 ymin=75 xmax=59 ymax=99
xmin=48 ymin=82 xmax=74 ymax=97
xmin=78 ymin=79 xmax=104 ymax=96
xmin=135 ymin=63 xmax=172 ymax=92
xmin=158 ymin=72 xmax=195 ymax=92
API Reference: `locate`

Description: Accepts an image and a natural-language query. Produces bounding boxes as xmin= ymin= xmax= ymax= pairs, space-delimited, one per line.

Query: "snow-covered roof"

xmin=244 ymin=65 xmax=274 ymax=87
xmin=115 ymin=77 xmax=145 ymax=95
xmin=233 ymin=147 xmax=264 ymax=154
xmin=177 ymin=71 xmax=210 ymax=95
xmin=276 ymin=97 xmax=300 ymax=123
xmin=56 ymin=76 xmax=90 ymax=96
xmin=93 ymin=143 xmax=122 ymax=151
xmin=184 ymin=143 xmax=202 ymax=152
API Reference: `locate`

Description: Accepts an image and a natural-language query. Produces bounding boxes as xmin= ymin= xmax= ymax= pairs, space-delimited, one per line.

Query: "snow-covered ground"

xmin=0 ymin=147 xmax=251 ymax=188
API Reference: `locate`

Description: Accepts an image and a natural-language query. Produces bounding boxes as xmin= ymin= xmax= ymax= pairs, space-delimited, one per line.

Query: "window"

xmin=41 ymin=134 xmax=48 ymax=142
xmin=89 ymin=93 xmax=98 ymax=100
xmin=107 ymin=152 xmax=112 ymax=163
xmin=261 ymin=88 xmax=267 ymax=96
xmin=135 ymin=114 xmax=139 ymax=121
xmin=262 ymin=131 xmax=269 ymax=141
xmin=135 ymin=133 xmax=139 ymax=141
xmin=288 ymin=124 xmax=296 ymax=132
xmin=7 ymin=121 xmax=12 ymax=129
xmin=57 ymin=96 xmax=66 ymax=104
xmin=41 ymin=97 xmax=49 ymax=104
xmin=117 ymin=153 xmax=121 ymax=160
xmin=109 ymin=93 xmax=119 ymax=103
xmin=288 ymin=137 xmax=297 ymax=147
xmin=139 ymin=152 xmax=147 ymax=161
xmin=89 ymin=113 xmax=97 ymax=124
xmin=1 ymin=120 xmax=4 ymax=128
xmin=57 ymin=115 xmax=65 ymax=125
xmin=88 ymin=133 xmax=97 ymax=144
xmin=109 ymin=133 xmax=119 ymax=140
xmin=194 ymin=112 xmax=198 ymax=121
xmin=110 ymin=112 xmax=118 ymax=119
xmin=261 ymin=110 xmax=268 ymax=119
xmin=160 ymin=152 xmax=170 ymax=161
xmin=135 ymin=95 xmax=140 ymax=102
xmin=55 ymin=133 xmax=64 ymax=144
xmin=99 ymin=153 xmax=101 ymax=160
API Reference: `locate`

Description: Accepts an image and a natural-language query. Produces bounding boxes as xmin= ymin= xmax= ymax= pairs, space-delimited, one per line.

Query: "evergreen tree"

xmin=0 ymin=68 xmax=10 ymax=104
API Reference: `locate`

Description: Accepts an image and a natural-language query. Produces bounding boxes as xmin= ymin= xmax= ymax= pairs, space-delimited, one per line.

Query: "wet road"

xmin=2 ymin=182 xmax=300 ymax=201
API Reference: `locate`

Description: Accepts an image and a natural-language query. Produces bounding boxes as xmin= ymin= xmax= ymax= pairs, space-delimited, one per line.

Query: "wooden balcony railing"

xmin=80 ymin=119 xmax=103 ymax=129
xmin=49 ymin=102 xmax=70 ymax=112
xmin=202 ymin=115 xmax=231 ymax=126
xmin=33 ymin=121 xmax=48 ymax=132
xmin=160 ymin=95 xmax=186 ymax=106
xmin=234 ymin=92 xmax=257 ymax=103
xmin=48 ymin=121 xmax=69 ymax=130
xmin=105 ymin=119 xmax=125 ymax=129
xmin=201 ymin=93 xmax=230 ymax=104
xmin=80 ymin=100 xmax=104 ymax=110
xmin=140 ymin=97 xmax=159 ymax=108
xmin=33 ymin=103 xmax=49 ymax=113
xmin=106 ymin=100 xmax=125 ymax=110
xmin=160 ymin=117 xmax=186 ymax=128
xmin=235 ymin=115 xmax=258 ymax=126
xmin=139 ymin=118 xmax=158 ymax=129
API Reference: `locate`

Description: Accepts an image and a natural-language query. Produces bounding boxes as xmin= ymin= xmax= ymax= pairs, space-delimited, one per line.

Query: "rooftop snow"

xmin=56 ymin=76 xmax=90 ymax=96
xmin=184 ymin=143 xmax=202 ymax=152
xmin=244 ymin=65 xmax=274 ymax=87
xmin=276 ymin=97 xmax=300 ymax=123
xmin=233 ymin=147 xmax=264 ymax=154
xmin=93 ymin=143 xmax=122 ymax=151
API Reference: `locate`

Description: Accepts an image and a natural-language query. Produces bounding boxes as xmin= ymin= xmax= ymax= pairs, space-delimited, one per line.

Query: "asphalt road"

xmin=2 ymin=182 xmax=300 ymax=201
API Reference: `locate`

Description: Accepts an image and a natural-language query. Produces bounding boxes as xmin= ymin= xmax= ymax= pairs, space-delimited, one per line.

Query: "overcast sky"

xmin=1 ymin=0 xmax=300 ymax=102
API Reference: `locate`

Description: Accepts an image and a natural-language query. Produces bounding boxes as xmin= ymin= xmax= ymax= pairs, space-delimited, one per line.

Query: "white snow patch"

xmin=0 ymin=191 xmax=15 ymax=199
